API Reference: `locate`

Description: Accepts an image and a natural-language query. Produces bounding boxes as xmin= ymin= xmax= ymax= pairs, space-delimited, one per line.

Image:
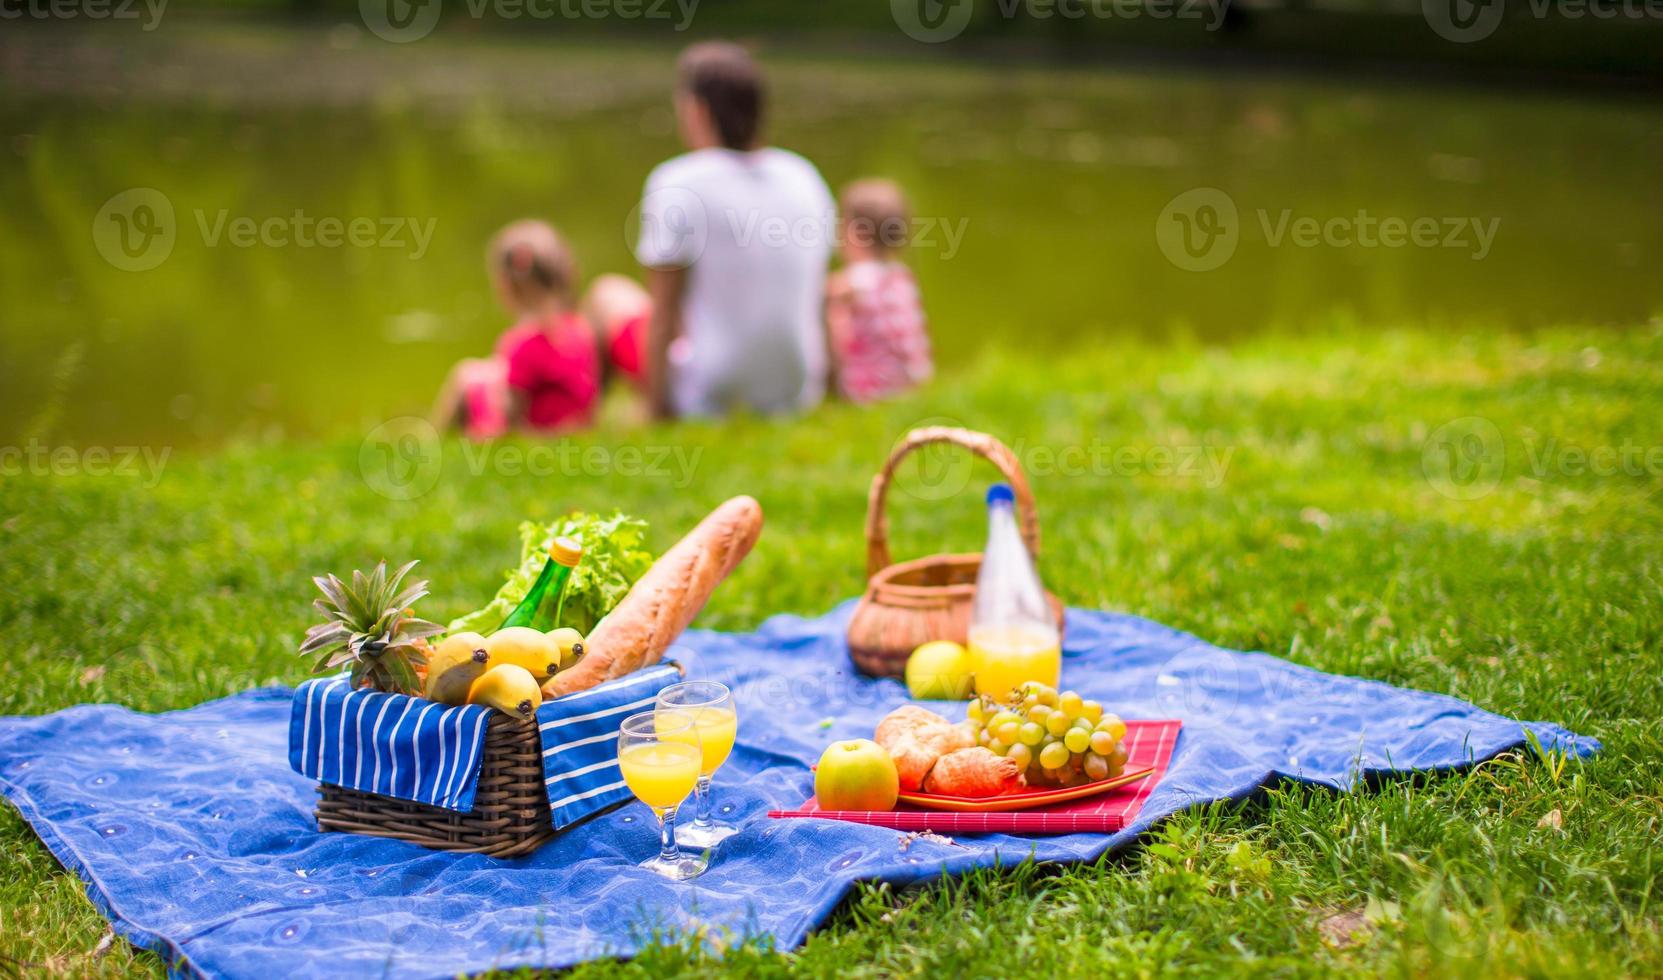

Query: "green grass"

xmin=3 ymin=324 xmax=1661 ymax=977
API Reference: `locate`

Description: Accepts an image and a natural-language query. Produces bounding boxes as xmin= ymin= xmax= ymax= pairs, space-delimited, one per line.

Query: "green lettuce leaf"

xmin=448 ymin=511 xmax=653 ymax=637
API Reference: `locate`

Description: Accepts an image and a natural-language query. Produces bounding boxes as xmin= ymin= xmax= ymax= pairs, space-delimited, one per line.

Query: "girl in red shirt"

xmin=431 ymin=220 xmax=600 ymax=440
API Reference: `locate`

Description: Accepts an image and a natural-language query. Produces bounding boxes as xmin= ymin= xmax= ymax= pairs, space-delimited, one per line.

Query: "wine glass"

xmin=616 ymin=710 xmax=707 ymax=880
xmin=654 ymin=681 xmax=738 ymax=848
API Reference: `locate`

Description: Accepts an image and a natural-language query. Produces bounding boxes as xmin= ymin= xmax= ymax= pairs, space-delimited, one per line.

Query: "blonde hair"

xmin=488 ymin=219 xmax=577 ymax=309
xmin=840 ymin=178 xmax=911 ymax=257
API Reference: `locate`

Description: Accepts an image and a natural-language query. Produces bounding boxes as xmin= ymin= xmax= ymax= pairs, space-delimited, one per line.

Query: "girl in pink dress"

xmin=825 ymin=178 xmax=933 ymax=404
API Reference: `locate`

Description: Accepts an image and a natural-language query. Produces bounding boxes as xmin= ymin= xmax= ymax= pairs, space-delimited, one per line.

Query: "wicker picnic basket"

xmin=846 ymin=426 xmax=1065 ymax=678
xmin=314 ymin=713 xmax=555 ymax=857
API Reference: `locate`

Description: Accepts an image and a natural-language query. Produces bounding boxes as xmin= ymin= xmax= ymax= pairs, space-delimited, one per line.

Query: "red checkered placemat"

xmin=768 ymin=719 xmax=1181 ymax=835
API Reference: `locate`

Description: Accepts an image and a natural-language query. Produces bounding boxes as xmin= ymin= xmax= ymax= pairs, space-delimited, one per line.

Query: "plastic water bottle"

xmin=968 ymin=482 xmax=1061 ymax=702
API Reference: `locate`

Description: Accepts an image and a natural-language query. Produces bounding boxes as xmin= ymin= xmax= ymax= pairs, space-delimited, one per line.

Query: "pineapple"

xmin=299 ymin=559 xmax=444 ymax=695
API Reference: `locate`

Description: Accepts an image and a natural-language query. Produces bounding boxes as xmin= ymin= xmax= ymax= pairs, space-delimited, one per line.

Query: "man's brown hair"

xmin=677 ymin=41 xmax=765 ymax=151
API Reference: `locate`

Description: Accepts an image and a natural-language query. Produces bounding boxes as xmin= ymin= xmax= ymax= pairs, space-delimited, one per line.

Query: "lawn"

xmin=3 ymin=324 xmax=1661 ymax=977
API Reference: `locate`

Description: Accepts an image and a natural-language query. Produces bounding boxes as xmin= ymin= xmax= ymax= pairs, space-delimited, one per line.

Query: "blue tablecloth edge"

xmin=0 ymin=771 xmax=197 ymax=977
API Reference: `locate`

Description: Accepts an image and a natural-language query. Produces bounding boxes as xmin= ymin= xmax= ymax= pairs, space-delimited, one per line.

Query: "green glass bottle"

xmin=498 ymin=536 xmax=583 ymax=632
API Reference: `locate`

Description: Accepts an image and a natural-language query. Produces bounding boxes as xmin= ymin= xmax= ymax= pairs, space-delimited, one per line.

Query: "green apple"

xmin=815 ymin=739 xmax=899 ymax=811
xmin=905 ymin=640 xmax=974 ymax=700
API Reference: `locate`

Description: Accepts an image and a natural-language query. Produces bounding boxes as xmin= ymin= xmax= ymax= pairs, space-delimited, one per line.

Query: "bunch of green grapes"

xmin=959 ymin=682 xmax=1129 ymax=788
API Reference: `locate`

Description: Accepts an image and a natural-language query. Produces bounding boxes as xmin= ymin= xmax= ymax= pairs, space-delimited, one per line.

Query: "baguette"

xmin=544 ymin=495 xmax=762 ymax=696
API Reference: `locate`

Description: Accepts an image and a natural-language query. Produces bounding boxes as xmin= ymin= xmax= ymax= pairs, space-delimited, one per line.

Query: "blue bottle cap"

xmin=986 ymin=482 xmax=1015 ymax=506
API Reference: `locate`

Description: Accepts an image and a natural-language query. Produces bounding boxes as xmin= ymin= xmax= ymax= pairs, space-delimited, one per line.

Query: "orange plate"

xmin=896 ymin=766 xmax=1157 ymax=813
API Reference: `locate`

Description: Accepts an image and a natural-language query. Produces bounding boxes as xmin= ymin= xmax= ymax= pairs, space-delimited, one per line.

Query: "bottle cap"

xmin=549 ymin=536 xmax=583 ymax=567
xmin=986 ymin=482 xmax=1015 ymax=506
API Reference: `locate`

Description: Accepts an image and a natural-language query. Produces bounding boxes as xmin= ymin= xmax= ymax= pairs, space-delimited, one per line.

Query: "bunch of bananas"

xmin=423 ymin=626 xmax=585 ymax=718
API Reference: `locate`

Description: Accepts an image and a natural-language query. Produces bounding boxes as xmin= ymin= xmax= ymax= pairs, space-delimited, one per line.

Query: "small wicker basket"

xmin=315 ymin=713 xmax=556 ymax=857
xmin=846 ymin=427 xmax=1065 ymax=678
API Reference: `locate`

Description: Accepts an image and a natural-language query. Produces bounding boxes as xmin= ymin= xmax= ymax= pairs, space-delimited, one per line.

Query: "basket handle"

xmin=865 ymin=427 xmax=1041 ymax=579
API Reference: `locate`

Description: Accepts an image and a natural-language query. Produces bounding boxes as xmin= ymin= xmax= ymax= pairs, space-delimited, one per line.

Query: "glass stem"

xmin=692 ymin=774 xmax=714 ymax=827
xmin=658 ymin=806 xmax=681 ymax=865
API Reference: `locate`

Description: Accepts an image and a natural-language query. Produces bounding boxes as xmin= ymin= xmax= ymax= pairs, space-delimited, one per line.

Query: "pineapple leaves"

xmin=299 ymin=622 xmax=351 ymax=656
xmin=299 ymin=558 xmax=441 ymax=694
xmin=388 ymin=582 xmax=430 ymax=614
xmin=382 ymin=655 xmax=422 ymax=696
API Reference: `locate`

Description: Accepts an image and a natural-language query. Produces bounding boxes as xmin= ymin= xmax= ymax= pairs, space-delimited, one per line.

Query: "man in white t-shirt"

xmin=586 ymin=42 xmax=834 ymax=420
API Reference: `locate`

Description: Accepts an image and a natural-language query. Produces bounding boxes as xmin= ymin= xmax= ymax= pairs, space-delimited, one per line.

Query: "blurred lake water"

xmin=3 ymin=26 xmax=1659 ymax=446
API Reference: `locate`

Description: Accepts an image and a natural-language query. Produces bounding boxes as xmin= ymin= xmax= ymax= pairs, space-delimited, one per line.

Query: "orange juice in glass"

xmin=655 ymin=681 xmax=738 ymax=848
xmin=617 ymin=710 xmax=706 ymax=880
xmin=969 ymin=623 xmax=1061 ymax=702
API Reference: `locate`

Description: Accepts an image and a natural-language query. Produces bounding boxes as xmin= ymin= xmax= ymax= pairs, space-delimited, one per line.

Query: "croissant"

xmin=874 ymin=705 xmax=949 ymax=751
xmin=887 ymin=734 xmax=940 ymax=792
xmin=922 ymin=747 xmax=1023 ymax=798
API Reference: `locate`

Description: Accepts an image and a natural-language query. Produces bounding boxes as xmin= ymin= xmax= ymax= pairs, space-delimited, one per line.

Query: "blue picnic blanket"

xmin=0 ymin=604 xmax=1596 ymax=980
xmin=289 ymin=663 xmax=680 ymax=823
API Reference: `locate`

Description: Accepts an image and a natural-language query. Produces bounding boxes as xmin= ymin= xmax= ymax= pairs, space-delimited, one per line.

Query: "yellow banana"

xmin=484 ymin=627 xmax=562 ymax=684
xmin=547 ymin=627 xmax=587 ymax=673
xmin=466 ymin=664 xmax=542 ymax=719
xmin=423 ymin=631 xmax=491 ymax=706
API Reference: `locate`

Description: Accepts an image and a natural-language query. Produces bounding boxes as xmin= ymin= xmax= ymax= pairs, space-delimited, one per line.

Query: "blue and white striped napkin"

xmin=535 ymin=663 xmax=681 ymax=828
xmin=288 ymin=663 xmax=681 ymax=824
